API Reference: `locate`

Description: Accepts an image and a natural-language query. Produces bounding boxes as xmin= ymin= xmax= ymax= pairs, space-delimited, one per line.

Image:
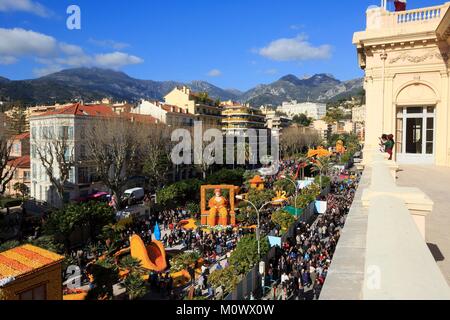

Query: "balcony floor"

xmin=397 ymin=165 xmax=450 ymax=286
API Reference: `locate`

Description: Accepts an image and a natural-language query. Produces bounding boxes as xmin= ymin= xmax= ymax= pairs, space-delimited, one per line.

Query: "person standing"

xmin=384 ymin=134 xmax=395 ymax=160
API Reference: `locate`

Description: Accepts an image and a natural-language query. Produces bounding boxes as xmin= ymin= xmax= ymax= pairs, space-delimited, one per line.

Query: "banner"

xmin=315 ymin=201 xmax=328 ymax=214
xmin=154 ymin=223 xmax=161 ymax=241
xmin=268 ymin=236 xmax=282 ymax=248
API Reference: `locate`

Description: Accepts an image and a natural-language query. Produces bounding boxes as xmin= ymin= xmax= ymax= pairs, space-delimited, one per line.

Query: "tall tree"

xmin=87 ymin=118 xmax=143 ymax=202
xmin=142 ymin=125 xmax=172 ymax=191
xmin=33 ymin=126 xmax=76 ymax=204
xmin=0 ymin=129 xmax=17 ymax=195
xmin=8 ymin=106 xmax=27 ymax=134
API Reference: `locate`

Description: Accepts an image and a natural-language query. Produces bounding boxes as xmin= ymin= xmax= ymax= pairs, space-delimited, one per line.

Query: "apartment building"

xmin=132 ymin=100 xmax=196 ymax=127
xmin=29 ymin=103 xmax=115 ymax=207
xmin=277 ymin=101 xmax=327 ymax=120
xmin=164 ymin=86 xmax=223 ymax=128
xmin=221 ymin=100 xmax=266 ymax=135
xmin=5 ymin=133 xmax=31 ymax=196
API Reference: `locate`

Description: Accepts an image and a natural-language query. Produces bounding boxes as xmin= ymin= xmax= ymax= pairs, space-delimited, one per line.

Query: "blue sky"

xmin=0 ymin=0 xmax=445 ymax=90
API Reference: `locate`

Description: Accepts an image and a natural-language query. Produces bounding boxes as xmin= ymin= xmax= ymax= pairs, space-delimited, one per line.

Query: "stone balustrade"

xmin=320 ymin=148 xmax=450 ymax=300
xmin=396 ymin=6 xmax=443 ymax=24
xmin=366 ymin=3 xmax=449 ymax=31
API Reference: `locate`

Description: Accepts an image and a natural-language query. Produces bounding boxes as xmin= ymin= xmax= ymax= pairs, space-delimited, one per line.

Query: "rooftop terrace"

xmin=320 ymin=149 xmax=450 ymax=300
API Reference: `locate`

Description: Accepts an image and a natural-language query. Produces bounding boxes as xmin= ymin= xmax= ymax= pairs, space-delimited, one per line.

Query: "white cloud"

xmin=88 ymin=38 xmax=130 ymax=50
xmin=0 ymin=28 xmax=144 ymax=75
xmin=0 ymin=0 xmax=52 ymax=17
xmin=94 ymin=52 xmax=143 ymax=69
xmin=0 ymin=28 xmax=57 ymax=57
xmin=33 ymin=64 xmax=63 ymax=77
xmin=207 ymin=69 xmax=222 ymax=77
xmin=59 ymin=43 xmax=84 ymax=56
xmin=0 ymin=56 xmax=18 ymax=65
xmin=258 ymin=34 xmax=332 ymax=61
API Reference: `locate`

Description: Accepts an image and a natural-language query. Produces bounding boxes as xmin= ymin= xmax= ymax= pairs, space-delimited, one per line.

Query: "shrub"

xmin=314 ymin=175 xmax=331 ymax=188
xmin=209 ymin=265 xmax=240 ymax=296
xmin=229 ymin=234 xmax=270 ymax=275
xmin=271 ymin=210 xmax=296 ymax=232
xmin=170 ymin=251 xmax=201 ymax=273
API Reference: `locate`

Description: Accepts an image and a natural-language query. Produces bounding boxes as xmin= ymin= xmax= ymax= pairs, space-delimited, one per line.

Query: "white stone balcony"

xmin=320 ymin=149 xmax=450 ymax=300
xmin=354 ymin=2 xmax=450 ymax=46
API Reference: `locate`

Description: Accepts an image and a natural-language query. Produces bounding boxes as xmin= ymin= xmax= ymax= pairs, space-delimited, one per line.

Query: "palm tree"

xmin=297 ymin=154 xmax=309 ymax=180
xmin=120 ymin=272 xmax=148 ymax=300
xmin=118 ymin=256 xmax=143 ymax=274
xmin=310 ymin=156 xmax=334 ymax=189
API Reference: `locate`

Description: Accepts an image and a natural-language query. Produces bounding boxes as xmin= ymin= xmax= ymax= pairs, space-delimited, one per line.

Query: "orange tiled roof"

xmin=8 ymin=155 xmax=30 ymax=168
xmin=0 ymin=244 xmax=64 ymax=280
xmin=12 ymin=132 xmax=30 ymax=141
xmin=34 ymin=103 xmax=115 ymax=118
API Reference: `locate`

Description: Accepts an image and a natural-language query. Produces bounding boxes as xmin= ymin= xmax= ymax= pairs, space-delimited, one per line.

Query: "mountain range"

xmin=0 ymin=68 xmax=363 ymax=106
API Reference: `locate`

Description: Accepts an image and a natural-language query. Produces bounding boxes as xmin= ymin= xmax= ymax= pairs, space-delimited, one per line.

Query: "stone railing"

xmin=321 ymin=149 xmax=450 ymax=300
xmin=396 ymin=5 xmax=443 ymax=24
xmin=366 ymin=3 xmax=450 ymax=31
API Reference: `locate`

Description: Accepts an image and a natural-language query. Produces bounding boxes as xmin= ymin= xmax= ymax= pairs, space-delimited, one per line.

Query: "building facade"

xmin=277 ymin=101 xmax=327 ymax=120
xmin=221 ymin=100 xmax=266 ymax=134
xmin=132 ymin=100 xmax=196 ymax=127
xmin=164 ymin=86 xmax=223 ymax=128
xmin=354 ymin=3 xmax=450 ymax=165
xmin=29 ymin=104 xmax=114 ymax=207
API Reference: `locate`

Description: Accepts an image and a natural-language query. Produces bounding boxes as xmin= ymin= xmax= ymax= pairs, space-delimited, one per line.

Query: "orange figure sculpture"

xmin=208 ymin=188 xmax=229 ymax=226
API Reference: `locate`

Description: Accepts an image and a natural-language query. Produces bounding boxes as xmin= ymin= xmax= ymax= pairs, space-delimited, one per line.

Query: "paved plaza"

xmin=397 ymin=165 xmax=450 ymax=286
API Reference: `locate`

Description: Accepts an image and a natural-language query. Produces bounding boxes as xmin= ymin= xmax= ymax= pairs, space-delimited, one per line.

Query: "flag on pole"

xmin=395 ymin=0 xmax=407 ymax=12
xmin=388 ymin=0 xmax=407 ymax=12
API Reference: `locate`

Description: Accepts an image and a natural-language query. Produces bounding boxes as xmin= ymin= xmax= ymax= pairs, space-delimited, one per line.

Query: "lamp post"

xmin=280 ymin=175 xmax=299 ymax=218
xmin=236 ymin=195 xmax=273 ymax=256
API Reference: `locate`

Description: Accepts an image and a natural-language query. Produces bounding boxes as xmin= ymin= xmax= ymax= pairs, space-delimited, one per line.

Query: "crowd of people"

xmin=265 ymin=178 xmax=359 ymax=300
xmin=61 ymin=152 xmax=361 ymax=301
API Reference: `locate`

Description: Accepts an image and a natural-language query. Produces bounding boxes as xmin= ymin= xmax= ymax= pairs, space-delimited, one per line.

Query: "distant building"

xmin=312 ymin=120 xmax=333 ymax=141
xmin=221 ymin=100 xmax=266 ymax=135
xmin=29 ymin=103 xmax=116 ymax=207
xmin=277 ymin=101 xmax=327 ymax=120
xmin=164 ymin=86 xmax=223 ymax=128
xmin=132 ymin=100 xmax=196 ymax=127
xmin=5 ymin=132 xmax=31 ymax=196
xmin=352 ymin=105 xmax=366 ymax=141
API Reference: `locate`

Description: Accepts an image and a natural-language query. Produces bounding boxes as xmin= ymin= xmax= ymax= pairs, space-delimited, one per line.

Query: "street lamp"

xmin=236 ymin=195 xmax=273 ymax=256
xmin=280 ymin=175 xmax=299 ymax=218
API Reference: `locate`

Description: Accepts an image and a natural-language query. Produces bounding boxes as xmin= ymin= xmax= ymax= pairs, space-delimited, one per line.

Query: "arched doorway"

xmin=395 ymin=82 xmax=438 ymax=164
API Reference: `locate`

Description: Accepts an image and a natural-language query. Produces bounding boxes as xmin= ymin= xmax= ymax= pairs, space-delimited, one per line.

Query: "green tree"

xmin=310 ymin=156 xmax=334 ymax=189
xmin=273 ymin=175 xmax=296 ymax=196
xmin=156 ymin=179 xmax=202 ymax=208
xmin=229 ymin=234 xmax=270 ymax=275
xmin=81 ymin=202 xmax=116 ymax=242
xmin=44 ymin=205 xmax=85 ymax=252
xmin=86 ymin=257 xmax=120 ymax=300
xmin=142 ymin=145 xmax=171 ymax=191
xmin=209 ymin=266 xmax=240 ymax=297
xmin=120 ymin=272 xmax=147 ymax=300
xmin=8 ymin=106 xmax=27 ymax=134
xmin=0 ymin=240 xmax=20 ymax=252
xmin=13 ymin=182 xmax=29 ymax=198
xmin=271 ymin=210 xmax=296 ymax=233
xmin=170 ymin=251 xmax=201 ymax=273
xmin=206 ymin=168 xmax=245 ymax=186
xmin=292 ymin=113 xmax=313 ymax=127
